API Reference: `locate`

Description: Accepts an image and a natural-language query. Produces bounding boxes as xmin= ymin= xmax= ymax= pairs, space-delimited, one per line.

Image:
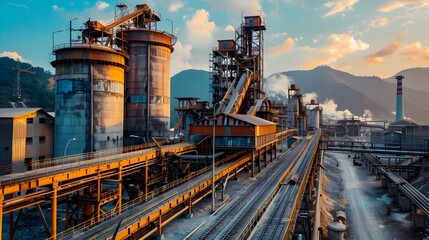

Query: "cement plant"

xmin=0 ymin=3 xmax=428 ymax=240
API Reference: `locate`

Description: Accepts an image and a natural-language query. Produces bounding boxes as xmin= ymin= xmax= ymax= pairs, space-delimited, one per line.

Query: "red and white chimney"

xmin=395 ymin=75 xmax=404 ymax=121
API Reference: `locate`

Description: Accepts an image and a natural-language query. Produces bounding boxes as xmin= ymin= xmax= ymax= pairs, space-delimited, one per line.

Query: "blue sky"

xmin=1 ymin=0 xmax=428 ymax=78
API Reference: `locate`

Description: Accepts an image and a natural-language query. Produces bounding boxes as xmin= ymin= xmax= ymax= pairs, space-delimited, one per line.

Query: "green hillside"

xmin=0 ymin=57 xmax=54 ymax=110
xmin=170 ymin=69 xmax=211 ymax=127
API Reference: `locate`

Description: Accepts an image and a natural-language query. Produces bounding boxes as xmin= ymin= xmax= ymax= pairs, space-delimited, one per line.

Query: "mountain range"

xmin=171 ymin=66 xmax=429 ymax=125
xmin=1 ymin=57 xmax=427 ymax=125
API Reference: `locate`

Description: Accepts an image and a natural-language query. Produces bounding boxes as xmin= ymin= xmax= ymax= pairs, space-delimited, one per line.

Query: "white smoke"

xmin=303 ymin=92 xmax=318 ymax=104
xmin=305 ymin=96 xmax=374 ymax=121
xmin=265 ymin=74 xmax=293 ymax=98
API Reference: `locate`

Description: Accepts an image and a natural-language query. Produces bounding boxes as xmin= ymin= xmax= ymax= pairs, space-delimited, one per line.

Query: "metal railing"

xmin=0 ymin=142 xmax=193 ymax=187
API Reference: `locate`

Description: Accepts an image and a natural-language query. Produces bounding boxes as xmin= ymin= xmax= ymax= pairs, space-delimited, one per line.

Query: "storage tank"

xmin=307 ymin=99 xmax=321 ymax=129
xmin=51 ymin=44 xmax=128 ymax=156
xmin=287 ymin=84 xmax=300 ymax=128
xmin=119 ymin=4 xmax=174 ymax=141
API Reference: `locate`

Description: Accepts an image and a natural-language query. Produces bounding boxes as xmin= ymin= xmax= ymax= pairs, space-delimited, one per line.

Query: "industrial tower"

xmin=210 ymin=15 xmax=267 ymax=116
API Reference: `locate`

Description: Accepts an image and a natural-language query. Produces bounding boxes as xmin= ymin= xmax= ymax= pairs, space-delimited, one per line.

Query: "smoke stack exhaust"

xmin=395 ymin=75 xmax=405 ymax=121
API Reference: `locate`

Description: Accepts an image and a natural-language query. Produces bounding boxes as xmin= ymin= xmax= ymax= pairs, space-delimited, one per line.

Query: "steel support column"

xmin=51 ymin=182 xmax=58 ymax=240
xmin=9 ymin=194 xmax=14 ymax=240
xmin=158 ymin=210 xmax=162 ymax=236
xmin=118 ymin=166 xmax=123 ymax=214
xmin=97 ymin=177 xmax=101 ymax=222
xmin=188 ymin=197 xmax=192 ymax=215
xmin=145 ymin=163 xmax=148 ymax=201
xmin=251 ymin=151 xmax=255 ymax=178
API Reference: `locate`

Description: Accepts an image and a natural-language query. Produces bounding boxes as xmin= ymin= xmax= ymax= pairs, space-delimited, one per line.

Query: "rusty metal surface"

xmin=53 ymin=47 xmax=127 ymax=156
xmin=123 ymin=30 xmax=172 ymax=139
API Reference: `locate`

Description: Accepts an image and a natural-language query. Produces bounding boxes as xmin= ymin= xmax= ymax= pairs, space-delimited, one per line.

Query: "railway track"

xmin=252 ymin=129 xmax=321 ymax=239
xmin=191 ymin=139 xmax=310 ymax=240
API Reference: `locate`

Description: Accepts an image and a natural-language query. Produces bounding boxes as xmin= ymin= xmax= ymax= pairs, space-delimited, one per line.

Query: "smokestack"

xmin=395 ymin=75 xmax=405 ymax=121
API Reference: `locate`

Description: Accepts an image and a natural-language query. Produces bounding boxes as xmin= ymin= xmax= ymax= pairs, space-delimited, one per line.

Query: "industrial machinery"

xmin=211 ymin=15 xmax=272 ymax=119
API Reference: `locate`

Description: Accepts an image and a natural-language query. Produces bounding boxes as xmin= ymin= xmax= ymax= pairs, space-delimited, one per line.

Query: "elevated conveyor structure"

xmin=0 ymin=142 xmax=195 ymax=240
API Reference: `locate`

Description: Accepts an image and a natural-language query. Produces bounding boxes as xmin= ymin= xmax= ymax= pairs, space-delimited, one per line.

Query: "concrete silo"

xmin=51 ymin=42 xmax=128 ymax=156
xmin=118 ymin=4 xmax=175 ymax=142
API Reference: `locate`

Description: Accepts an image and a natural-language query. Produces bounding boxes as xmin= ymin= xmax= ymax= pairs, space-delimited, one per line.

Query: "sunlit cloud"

xmin=0 ymin=51 xmax=23 ymax=61
xmin=171 ymin=41 xmax=193 ymax=75
xmin=95 ymin=1 xmax=109 ymax=11
xmin=323 ymin=0 xmax=358 ymax=17
xmin=365 ymin=36 xmax=402 ymax=65
xmin=303 ymin=33 xmax=369 ymax=68
xmin=169 ymin=1 xmax=184 ymax=12
xmin=400 ymin=20 xmax=414 ymax=27
xmin=378 ymin=0 xmax=429 ymax=12
xmin=402 ymin=42 xmax=429 ymax=61
xmin=369 ymin=17 xmax=390 ymax=28
xmin=267 ymin=38 xmax=295 ymax=57
xmin=224 ymin=25 xmax=235 ymax=32
xmin=186 ymin=9 xmax=216 ymax=42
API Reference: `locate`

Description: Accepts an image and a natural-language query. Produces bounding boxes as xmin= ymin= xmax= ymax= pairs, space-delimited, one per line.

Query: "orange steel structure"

xmin=0 ymin=128 xmax=296 ymax=240
xmin=0 ymin=142 xmax=195 ymax=240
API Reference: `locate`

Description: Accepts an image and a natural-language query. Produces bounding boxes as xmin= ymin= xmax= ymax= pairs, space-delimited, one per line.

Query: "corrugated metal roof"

xmin=0 ymin=108 xmax=41 ymax=118
xmin=226 ymin=114 xmax=275 ymax=126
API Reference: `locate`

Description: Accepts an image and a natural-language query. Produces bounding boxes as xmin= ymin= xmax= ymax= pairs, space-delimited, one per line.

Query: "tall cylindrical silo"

xmin=120 ymin=6 xmax=174 ymax=141
xmin=51 ymin=44 xmax=128 ymax=156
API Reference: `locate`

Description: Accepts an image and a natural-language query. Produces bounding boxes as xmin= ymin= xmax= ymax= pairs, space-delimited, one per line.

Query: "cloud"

xmin=224 ymin=25 xmax=235 ymax=32
xmin=204 ymin=0 xmax=263 ymax=15
xmin=186 ymin=9 xmax=216 ymax=44
xmin=265 ymin=74 xmax=294 ymax=98
xmin=267 ymin=38 xmax=295 ymax=57
xmin=5 ymin=2 xmax=29 ymax=9
xmin=400 ymin=20 xmax=414 ymax=27
xmin=323 ymin=0 xmax=358 ymax=17
xmin=169 ymin=1 xmax=184 ymax=12
xmin=171 ymin=41 xmax=193 ymax=75
xmin=95 ymin=1 xmax=109 ymax=10
xmin=402 ymin=42 xmax=429 ymax=61
xmin=378 ymin=0 xmax=429 ymax=12
xmin=0 ymin=51 xmax=25 ymax=61
xmin=303 ymin=33 xmax=369 ymax=68
xmin=369 ymin=17 xmax=389 ymax=28
xmin=365 ymin=36 xmax=402 ymax=65
xmin=271 ymin=32 xmax=288 ymax=38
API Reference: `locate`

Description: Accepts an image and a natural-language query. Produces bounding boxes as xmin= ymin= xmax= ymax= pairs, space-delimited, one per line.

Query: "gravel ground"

xmin=321 ymin=151 xmax=421 ymax=240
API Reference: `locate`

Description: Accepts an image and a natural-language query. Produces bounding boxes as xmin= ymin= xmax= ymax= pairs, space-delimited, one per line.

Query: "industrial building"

xmin=51 ymin=4 xmax=175 ymax=156
xmin=0 ymin=108 xmax=54 ymax=174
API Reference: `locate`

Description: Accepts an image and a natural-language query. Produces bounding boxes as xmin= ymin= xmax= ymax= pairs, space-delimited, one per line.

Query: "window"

xmin=39 ymin=156 xmax=45 ymax=160
xmin=39 ymin=118 xmax=46 ymax=124
xmin=27 ymin=118 xmax=33 ymax=124
xmin=39 ymin=136 xmax=46 ymax=144
xmin=26 ymin=137 xmax=33 ymax=145
xmin=4 ymin=147 xmax=9 ymax=150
